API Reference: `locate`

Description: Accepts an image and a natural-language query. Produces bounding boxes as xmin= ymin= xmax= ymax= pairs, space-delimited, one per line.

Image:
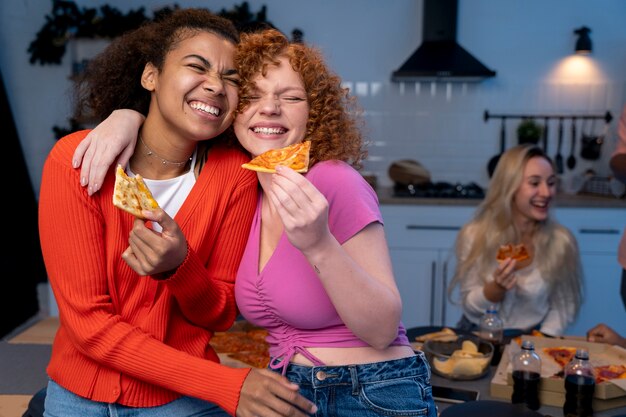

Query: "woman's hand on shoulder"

xmin=73 ymin=109 xmax=145 ymax=196
xmin=238 ymin=368 xmax=317 ymax=417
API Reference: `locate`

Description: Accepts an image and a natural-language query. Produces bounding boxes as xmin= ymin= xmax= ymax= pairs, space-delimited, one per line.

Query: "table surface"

xmin=431 ymin=366 xmax=626 ymax=417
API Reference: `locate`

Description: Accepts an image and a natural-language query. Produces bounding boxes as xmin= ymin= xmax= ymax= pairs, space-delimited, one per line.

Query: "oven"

xmin=393 ymin=182 xmax=485 ymax=199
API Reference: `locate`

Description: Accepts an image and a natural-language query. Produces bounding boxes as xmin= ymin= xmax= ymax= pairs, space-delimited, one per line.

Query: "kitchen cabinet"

xmin=389 ymin=247 xmax=462 ymax=328
xmin=553 ymin=207 xmax=626 ymax=336
xmin=381 ymin=205 xmax=475 ymax=329
xmin=381 ymin=203 xmax=626 ymax=337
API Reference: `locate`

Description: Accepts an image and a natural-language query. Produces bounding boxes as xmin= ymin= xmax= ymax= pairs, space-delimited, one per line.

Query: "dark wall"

xmin=0 ymin=70 xmax=47 ymax=338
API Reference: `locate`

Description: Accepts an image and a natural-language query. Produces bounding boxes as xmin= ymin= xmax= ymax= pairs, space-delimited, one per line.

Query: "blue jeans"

xmin=278 ymin=353 xmax=438 ymax=417
xmin=43 ymin=379 xmax=229 ymax=417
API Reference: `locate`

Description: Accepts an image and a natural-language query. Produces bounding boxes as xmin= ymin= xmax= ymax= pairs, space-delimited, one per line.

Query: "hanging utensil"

xmin=487 ymin=117 xmax=506 ymax=178
xmin=567 ymin=117 xmax=577 ymax=170
xmin=555 ymin=118 xmax=564 ymax=174
xmin=580 ymin=118 xmax=606 ymax=161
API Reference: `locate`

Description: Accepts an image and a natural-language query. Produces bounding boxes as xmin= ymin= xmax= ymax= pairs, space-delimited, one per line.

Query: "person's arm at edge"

xmin=587 ymin=323 xmax=626 ymax=348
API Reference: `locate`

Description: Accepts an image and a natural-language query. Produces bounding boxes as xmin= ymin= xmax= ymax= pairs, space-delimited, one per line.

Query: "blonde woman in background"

xmin=449 ymin=144 xmax=583 ymax=336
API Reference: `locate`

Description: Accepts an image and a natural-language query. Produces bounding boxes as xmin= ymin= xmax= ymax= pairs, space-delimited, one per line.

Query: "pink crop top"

xmin=235 ymin=161 xmax=409 ymax=373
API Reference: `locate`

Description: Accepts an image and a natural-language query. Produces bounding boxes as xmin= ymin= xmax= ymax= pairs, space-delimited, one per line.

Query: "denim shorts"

xmin=43 ymin=379 xmax=229 ymax=417
xmin=278 ymin=353 xmax=438 ymax=417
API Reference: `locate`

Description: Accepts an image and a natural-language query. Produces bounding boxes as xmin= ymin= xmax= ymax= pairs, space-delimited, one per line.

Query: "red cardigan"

xmin=39 ymin=130 xmax=258 ymax=416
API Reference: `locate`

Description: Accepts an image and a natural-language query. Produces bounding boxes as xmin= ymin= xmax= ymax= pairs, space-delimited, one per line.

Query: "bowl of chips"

xmin=422 ymin=335 xmax=493 ymax=380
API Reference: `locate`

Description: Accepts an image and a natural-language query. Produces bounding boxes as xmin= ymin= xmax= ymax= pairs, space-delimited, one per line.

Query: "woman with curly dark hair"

xmin=74 ymin=28 xmax=437 ymax=417
xmin=40 ymin=10 xmax=315 ymax=417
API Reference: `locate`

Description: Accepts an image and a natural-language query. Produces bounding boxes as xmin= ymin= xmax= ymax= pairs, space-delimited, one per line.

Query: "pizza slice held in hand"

xmin=113 ymin=165 xmax=159 ymax=219
xmin=241 ymin=141 xmax=311 ymax=173
xmin=496 ymin=243 xmax=532 ymax=270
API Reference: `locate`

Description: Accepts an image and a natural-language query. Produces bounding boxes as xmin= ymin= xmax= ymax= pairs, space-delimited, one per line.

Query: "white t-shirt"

xmin=128 ymin=149 xmax=197 ymax=232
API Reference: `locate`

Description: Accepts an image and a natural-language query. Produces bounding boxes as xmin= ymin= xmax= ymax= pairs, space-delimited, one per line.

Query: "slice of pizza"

xmin=228 ymin=350 xmax=270 ymax=369
xmin=241 ymin=141 xmax=311 ymax=174
xmin=543 ymin=346 xmax=578 ymax=368
xmin=496 ymin=243 xmax=532 ymax=270
xmin=113 ymin=165 xmax=159 ymax=219
xmin=210 ymin=329 xmax=269 ymax=353
xmin=210 ymin=332 xmax=262 ymax=354
xmin=594 ymin=364 xmax=626 ymax=383
xmin=414 ymin=327 xmax=458 ymax=343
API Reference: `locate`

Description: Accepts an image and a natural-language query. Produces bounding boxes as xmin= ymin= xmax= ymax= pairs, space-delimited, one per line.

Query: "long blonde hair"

xmin=449 ymin=144 xmax=583 ymax=323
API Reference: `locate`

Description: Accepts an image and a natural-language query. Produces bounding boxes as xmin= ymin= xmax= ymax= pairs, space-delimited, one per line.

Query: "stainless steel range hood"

xmin=392 ymin=0 xmax=496 ymax=83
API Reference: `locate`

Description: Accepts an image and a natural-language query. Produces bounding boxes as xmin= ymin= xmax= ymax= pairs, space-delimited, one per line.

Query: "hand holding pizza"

xmin=122 ymin=208 xmax=188 ymax=277
xmin=496 ymin=243 xmax=532 ymax=270
xmin=492 ymin=258 xmax=518 ymax=291
xmin=266 ymin=165 xmax=333 ymax=255
xmin=489 ymin=243 xmax=533 ymax=294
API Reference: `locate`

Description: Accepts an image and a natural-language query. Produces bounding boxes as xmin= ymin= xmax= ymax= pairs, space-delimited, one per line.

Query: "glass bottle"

xmin=563 ymin=349 xmax=595 ymax=417
xmin=511 ymin=340 xmax=542 ymax=410
xmin=479 ymin=305 xmax=504 ymax=365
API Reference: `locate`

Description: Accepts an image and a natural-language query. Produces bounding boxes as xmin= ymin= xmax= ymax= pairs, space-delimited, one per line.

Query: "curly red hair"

xmin=235 ymin=29 xmax=367 ymax=168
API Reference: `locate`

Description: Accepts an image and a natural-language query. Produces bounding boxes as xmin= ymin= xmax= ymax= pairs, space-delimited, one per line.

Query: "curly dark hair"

xmin=234 ymin=29 xmax=367 ymax=168
xmin=73 ymin=8 xmax=239 ymax=122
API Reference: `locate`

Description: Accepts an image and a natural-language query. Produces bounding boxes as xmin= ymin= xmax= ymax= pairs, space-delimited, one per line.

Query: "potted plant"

xmin=516 ymin=118 xmax=542 ymax=145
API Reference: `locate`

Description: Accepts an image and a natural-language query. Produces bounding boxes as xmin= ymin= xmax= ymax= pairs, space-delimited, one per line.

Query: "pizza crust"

xmin=241 ymin=141 xmax=311 ymax=173
xmin=113 ymin=165 xmax=159 ymax=219
xmin=240 ymin=164 xmax=288 ymax=174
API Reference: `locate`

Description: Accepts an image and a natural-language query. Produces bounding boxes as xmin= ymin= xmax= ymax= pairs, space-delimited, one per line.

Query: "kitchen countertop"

xmin=376 ymin=186 xmax=626 ymax=208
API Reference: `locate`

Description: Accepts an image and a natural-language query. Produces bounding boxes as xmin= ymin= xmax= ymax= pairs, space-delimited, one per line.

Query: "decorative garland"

xmin=28 ymin=0 xmax=274 ymax=65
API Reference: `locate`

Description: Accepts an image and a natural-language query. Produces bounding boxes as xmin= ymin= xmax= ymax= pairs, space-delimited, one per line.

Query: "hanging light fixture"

xmin=574 ymin=26 xmax=592 ymax=55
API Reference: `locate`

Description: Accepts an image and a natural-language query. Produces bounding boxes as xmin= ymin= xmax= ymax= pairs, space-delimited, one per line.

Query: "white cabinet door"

xmin=390 ymin=246 xmax=464 ymax=329
xmin=389 ymin=248 xmax=438 ymax=328
xmin=440 ymin=250 xmax=463 ymax=328
xmin=382 ymin=205 xmax=474 ymax=330
xmin=555 ymin=207 xmax=626 ymax=336
xmin=565 ymin=253 xmax=626 ymax=337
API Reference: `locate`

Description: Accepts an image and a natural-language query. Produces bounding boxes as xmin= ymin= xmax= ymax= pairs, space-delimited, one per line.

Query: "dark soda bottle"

xmin=563 ymin=349 xmax=595 ymax=417
xmin=511 ymin=340 xmax=542 ymax=410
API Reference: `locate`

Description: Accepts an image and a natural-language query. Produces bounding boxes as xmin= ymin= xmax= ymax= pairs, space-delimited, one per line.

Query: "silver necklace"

xmin=140 ymin=135 xmax=193 ymax=166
